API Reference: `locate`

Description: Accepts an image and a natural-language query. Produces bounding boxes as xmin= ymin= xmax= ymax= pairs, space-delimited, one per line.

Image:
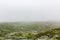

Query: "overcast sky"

xmin=0 ymin=0 xmax=60 ymax=22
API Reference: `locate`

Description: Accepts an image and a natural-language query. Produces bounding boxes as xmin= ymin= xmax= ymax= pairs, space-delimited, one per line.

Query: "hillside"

xmin=0 ymin=22 xmax=60 ymax=40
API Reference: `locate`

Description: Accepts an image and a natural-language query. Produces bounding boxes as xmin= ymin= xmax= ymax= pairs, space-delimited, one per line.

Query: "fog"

xmin=0 ymin=0 xmax=60 ymax=22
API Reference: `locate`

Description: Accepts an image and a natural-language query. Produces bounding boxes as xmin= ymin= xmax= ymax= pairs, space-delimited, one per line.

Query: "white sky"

xmin=0 ymin=0 xmax=60 ymax=22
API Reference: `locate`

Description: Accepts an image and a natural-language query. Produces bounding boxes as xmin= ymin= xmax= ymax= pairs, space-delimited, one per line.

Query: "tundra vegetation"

xmin=0 ymin=22 xmax=60 ymax=40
